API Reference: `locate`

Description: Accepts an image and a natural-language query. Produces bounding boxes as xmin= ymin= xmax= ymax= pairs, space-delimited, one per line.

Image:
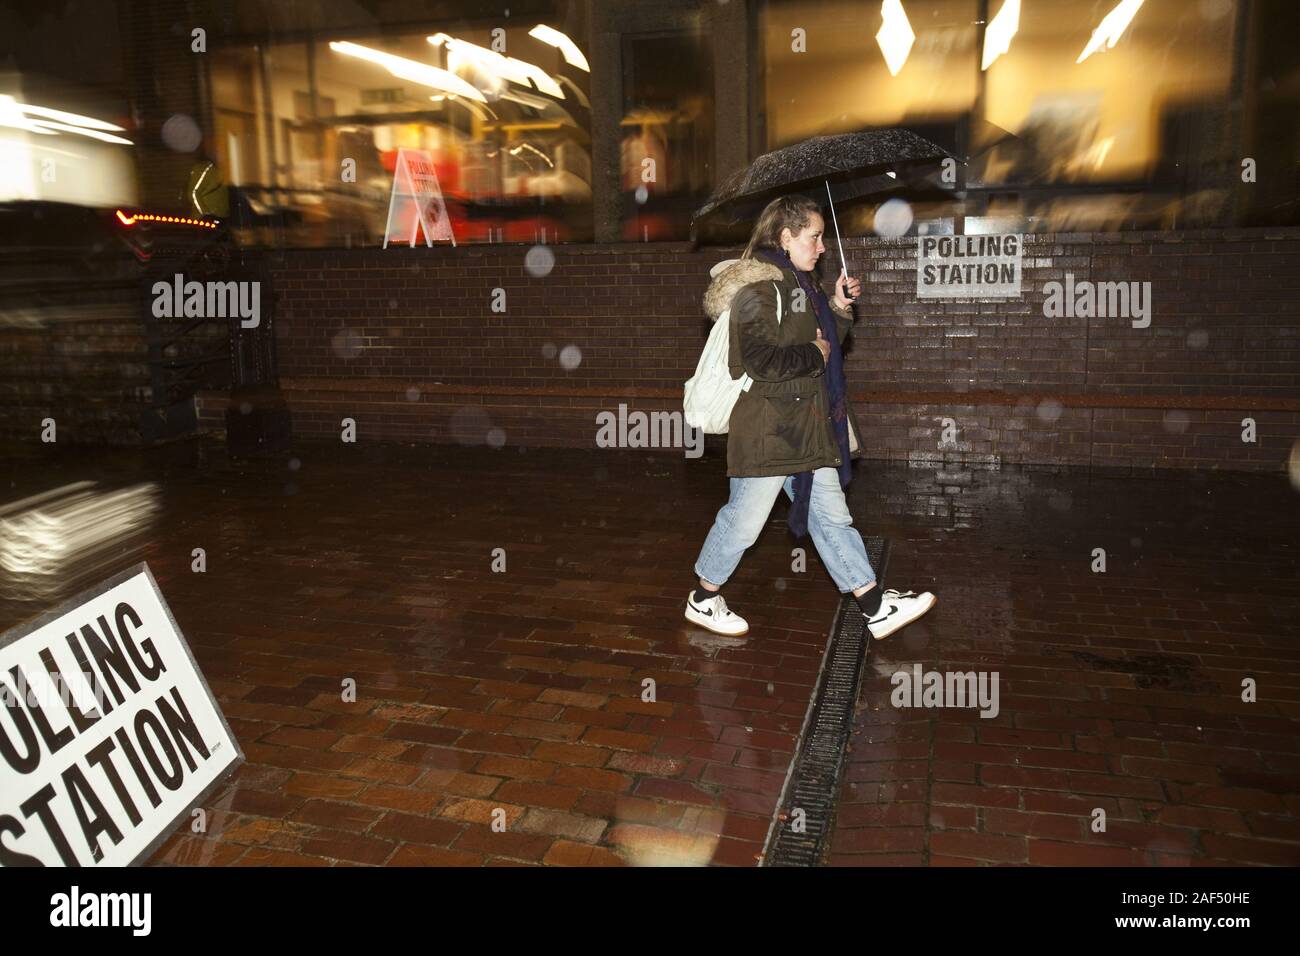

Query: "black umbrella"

xmin=690 ymin=127 xmax=958 ymax=244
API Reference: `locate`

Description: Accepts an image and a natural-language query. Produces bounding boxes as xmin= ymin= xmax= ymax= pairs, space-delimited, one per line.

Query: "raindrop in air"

xmin=559 ymin=345 xmax=582 ymax=370
xmin=161 ymin=114 xmax=202 ymax=152
xmin=332 ymin=329 xmax=364 ymax=360
xmin=873 ymin=198 xmax=913 ymax=238
xmin=1036 ymin=399 xmax=1063 ymax=423
xmin=525 ymin=244 xmax=555 ymax=277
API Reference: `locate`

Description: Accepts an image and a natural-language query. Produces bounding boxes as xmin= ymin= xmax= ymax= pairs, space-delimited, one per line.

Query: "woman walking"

xmin=685 ymin=194 xmax=936 ymax=640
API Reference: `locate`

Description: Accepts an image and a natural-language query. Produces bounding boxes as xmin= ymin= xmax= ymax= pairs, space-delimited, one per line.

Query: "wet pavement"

xmin=830 ymin=457 xmax=1300 ymax=866
xmin=1 ymin=437 xmax=1297 ymax=866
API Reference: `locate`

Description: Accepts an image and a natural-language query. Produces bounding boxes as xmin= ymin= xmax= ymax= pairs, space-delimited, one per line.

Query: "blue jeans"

xmin=694 ymin=467 xmax=877 ymax=593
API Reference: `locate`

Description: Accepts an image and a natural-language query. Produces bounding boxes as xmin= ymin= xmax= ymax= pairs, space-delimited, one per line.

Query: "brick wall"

xmin=191 ymin=227 xmax=1298 ymax=471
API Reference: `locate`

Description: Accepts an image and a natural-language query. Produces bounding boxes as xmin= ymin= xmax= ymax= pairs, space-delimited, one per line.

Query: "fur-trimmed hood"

xmin=703 ymin=257 xmax=784 ymax=322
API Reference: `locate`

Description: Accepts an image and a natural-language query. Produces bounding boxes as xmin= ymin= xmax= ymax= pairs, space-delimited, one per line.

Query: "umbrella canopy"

xmin=690 ymin=127 xmax=957 ymax=242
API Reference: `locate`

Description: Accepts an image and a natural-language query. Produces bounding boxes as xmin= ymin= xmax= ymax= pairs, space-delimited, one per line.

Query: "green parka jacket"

xmin=702 ymin=256 xmax=864 ymax=478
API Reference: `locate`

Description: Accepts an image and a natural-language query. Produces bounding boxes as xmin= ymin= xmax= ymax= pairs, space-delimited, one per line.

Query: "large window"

xmin=759 ymin=0 xmax=1293 ymax=233
xmin=619 ymin=28 xmax=715 ymax=241
xmin=193 ymin=0 xmax=1294 ymax=245
xmin=209 ymin=22 xmax=594 ymax=247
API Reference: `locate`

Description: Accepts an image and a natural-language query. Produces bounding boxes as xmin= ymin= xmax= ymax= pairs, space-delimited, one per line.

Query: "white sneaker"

xmin=864 ymin=588 xmax=936 ymax=640
xmin=684 ymin=590 xmax=749 ymax=637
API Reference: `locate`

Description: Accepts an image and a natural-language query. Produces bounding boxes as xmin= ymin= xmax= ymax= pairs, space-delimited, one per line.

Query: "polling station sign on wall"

xmin=0 ymin=563 xmax=241 ymax=866
xmin=916 ymin=234 xmax=1023 ymax=298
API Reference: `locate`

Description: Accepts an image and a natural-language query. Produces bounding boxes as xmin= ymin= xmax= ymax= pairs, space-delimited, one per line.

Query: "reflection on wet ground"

xmin=832 ymin=456 xmax=1300 ymax=866
xmin=1 ymin=437 xmax=1295 ymax=865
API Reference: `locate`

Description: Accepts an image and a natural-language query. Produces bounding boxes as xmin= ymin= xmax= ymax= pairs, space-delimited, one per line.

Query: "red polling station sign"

xmin=382 ymin=147 xmax=457 ymax=249
xmin=0 ymin=563 xmax=242 ymax=866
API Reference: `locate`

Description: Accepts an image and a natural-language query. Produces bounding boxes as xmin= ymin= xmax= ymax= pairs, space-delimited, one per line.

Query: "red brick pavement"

xmin=2 ymin=440 xmax=1296 ymax=866
xmin=1 ymin=440 xmax=832 ymax=866
xmin=827 ymin=462 xmax=1300 ymax=866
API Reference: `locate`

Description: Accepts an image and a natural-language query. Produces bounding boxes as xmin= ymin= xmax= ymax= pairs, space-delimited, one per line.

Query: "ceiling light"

xmin=428 ymin=34 xmax=563 ymax=99
xmin=876 ymin=0 xmax=916 ymax=77
xmin=981 ymin=0 xmax=1020 ymax=70
xmin=528 ymin=25 xmax=590 ymax=72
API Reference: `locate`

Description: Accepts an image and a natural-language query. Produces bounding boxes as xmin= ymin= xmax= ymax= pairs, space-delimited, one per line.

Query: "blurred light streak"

xmin=0 ymin=94 xmax=132 ymax=144
xmin=327 ymin=41 xmax=486 ymax=102
xmin=1077 ymin=0 xmax=1146 ymax=64
xmin=0 ymin=482 xmax=161 ymax=604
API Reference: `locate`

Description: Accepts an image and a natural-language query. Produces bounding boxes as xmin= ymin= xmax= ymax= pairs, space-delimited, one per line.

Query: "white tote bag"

xmin=683 ymin=281 xmax=781 ymax=434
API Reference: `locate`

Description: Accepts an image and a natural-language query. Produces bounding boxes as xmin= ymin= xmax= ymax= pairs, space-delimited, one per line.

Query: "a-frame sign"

xmin=382 ymin=147 xmax=457 ymax=249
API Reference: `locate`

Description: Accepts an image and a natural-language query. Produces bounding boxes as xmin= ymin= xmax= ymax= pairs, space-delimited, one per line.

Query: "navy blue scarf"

xmin=757 ymin=247 xmax=853 ymax=539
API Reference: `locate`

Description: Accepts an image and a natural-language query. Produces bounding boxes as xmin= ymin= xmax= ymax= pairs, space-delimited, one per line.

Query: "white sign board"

xmin=917 ymin=234 xmax=1022 ymax=298
xmin=0 ymin=563 xmax=241 ymax=866
xmin=382 ymin=147 xmax=456 ymax=249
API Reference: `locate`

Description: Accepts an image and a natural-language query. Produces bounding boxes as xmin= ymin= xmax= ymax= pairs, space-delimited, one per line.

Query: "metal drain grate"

xmin=761 ymin=536 xmax=890 ymax=867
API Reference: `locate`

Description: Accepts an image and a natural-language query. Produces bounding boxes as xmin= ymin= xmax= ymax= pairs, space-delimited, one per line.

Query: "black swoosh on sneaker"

xmin=869 ymin=605 xmax=898 ymax=625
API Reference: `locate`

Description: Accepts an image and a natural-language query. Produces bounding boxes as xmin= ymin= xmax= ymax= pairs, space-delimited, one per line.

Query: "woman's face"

xmin=781 ymin=213 xmax=826 ymax=272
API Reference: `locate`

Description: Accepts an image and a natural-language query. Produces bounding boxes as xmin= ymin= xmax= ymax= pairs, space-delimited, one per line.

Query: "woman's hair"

xmin=741 ymin=194 xmax=823 ymax=259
